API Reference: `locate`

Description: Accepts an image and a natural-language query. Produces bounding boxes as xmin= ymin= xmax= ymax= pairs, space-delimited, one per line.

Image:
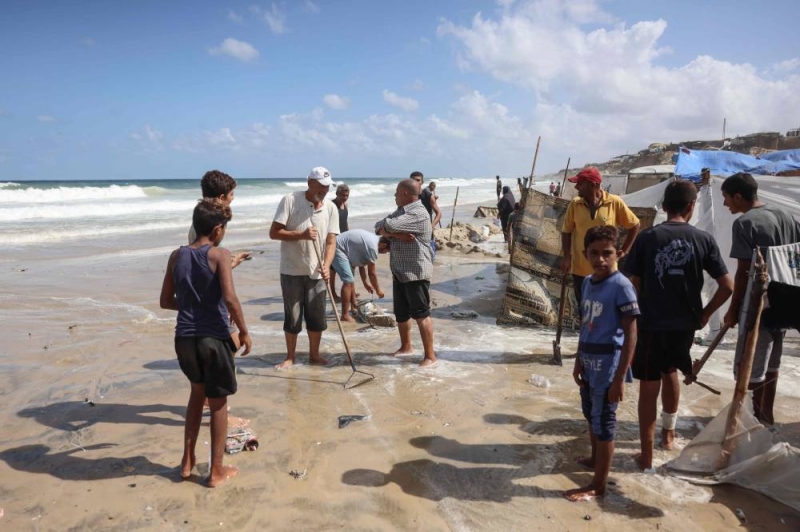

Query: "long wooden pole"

xmin=717 ymin=249 xmax=767 ymax=470
xmin=558 ymin=157 xmax=571 ymax=198
xmin=526 ymin=136 xmax=542 ymax=191
xmin=448 ymin=186 xmax=460 ymax=243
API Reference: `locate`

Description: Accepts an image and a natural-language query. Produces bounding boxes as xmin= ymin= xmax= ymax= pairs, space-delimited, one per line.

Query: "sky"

xmin=1 ymin=0 xmax=799 ymax=181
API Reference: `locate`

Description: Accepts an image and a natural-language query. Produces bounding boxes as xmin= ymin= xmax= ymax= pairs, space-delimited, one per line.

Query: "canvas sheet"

xmin=675 ymin=148 xmax=800 ymax=181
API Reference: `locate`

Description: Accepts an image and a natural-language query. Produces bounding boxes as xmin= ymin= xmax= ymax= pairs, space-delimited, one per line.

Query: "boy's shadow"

xmin=18 ymin=401 xmax=185 ymax=432
xmin=0 ymin=444 xmax=178 ymax=482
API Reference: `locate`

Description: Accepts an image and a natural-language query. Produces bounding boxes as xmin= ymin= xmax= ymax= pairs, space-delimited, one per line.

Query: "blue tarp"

xmin=674 ymin=148 xmax=800 ymax=181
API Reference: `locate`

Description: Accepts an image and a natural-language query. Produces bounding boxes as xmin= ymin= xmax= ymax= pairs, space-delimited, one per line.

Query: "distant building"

xmin=626 ymin=165 xmax=675 ymax=194
xmin=788 ymin=128 xmax=800 ymax=138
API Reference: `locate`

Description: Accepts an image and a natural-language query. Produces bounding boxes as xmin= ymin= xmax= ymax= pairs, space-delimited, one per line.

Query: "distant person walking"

xmin=375 ymin=179 xmax=436 ymax=367
xmin=330 ymin=183 xmax=351 ymax=300
xmin=549 ymin=182 xmax=556 ymax=195
xmin=497 ymin=185 xmax=516 ymax=243
xmin=269 ymin=167 xmax=340 ymax=369
xmin=554 ymin=183 xmax=562 ymax=197
xmin=496 ymin=175 xmax=502 ymax=200
xmin=560 ymin=167 xmax=641 ymax=312
xmin=409 ymin=171 xmax=441 ymax=260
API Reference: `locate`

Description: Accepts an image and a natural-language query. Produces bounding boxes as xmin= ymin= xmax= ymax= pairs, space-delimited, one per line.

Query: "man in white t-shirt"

xmin=269 ymin=167 xmax=340 ymax=369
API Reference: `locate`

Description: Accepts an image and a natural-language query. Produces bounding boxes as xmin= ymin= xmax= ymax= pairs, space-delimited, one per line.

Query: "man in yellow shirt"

xmin=560 ymin=167 xmax=641 ymax=312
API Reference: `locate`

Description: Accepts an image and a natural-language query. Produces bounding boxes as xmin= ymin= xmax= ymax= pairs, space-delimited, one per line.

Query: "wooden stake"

xmin=717 ymin=249 xmax=767 ymax=470
xmin=526 ymin=136 xmax=542 ymax=191
xmin=558 ymin=157 xmax=571 ymax=198
xmin=448 ymin=187 xmax=460 ymax=243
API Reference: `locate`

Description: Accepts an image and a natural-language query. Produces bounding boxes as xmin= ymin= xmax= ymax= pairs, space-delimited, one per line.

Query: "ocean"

xmin=3 ymin=177 xmax=531 ymax=257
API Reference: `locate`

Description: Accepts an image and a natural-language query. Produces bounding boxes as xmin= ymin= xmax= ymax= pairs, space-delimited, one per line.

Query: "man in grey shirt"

xmin=375 ymin=179 xmax=436 ymax=367
xmin=722 ymin=172 xmax=800 ymax=424
xmin=330 ymin=229 xmax=390 ymax=322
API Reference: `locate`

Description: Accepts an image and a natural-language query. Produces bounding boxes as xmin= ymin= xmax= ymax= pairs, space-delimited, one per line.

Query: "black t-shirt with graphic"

xmin=623 ymin=221 xmax=727 ymax=331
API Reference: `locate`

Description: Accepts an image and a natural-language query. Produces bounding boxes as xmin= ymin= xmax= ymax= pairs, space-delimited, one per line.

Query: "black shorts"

xmin=393 ymin=277 xmax=431 ymax=323
xmin=632 ymin=330 xmax=694 ymax=381
xmin=175 ymin=336 xmax=237 ymax=398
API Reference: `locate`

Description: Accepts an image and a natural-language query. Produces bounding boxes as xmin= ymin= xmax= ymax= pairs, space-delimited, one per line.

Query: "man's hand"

xmin=560 ymin=254 xmax=572 ymax=275
xmin=302 ymin=226 xmax=319 ymax=241
xmin=364 ymin=284 xmax=374 ymax=294
xmin=318 ymin=264 xmax=331 ymax=282
xmin=572 ymin=358 xmax=585 ymax=387
xmin=231 ymin=252 xmax=251 ymax=269
xmin=376 ymin=289 xmax=385 ymax=298
xmin=238 ymin=331 xmax=252 ymax=356
xmin=608 ymin=378 xmax=624 ymax=403
xmin=723 ymin=307 xmax=738 ymax=328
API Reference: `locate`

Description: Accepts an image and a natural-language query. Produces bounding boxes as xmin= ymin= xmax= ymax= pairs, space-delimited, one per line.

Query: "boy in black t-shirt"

xmin=624 ymin=180 xmax=733 ymax=470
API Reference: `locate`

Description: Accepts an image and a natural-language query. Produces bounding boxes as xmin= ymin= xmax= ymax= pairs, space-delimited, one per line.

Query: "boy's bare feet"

xmin=309 ymin=355 xmax=330 ymax=365
xmin=564 ymin=484 xmax=605 ymax=502
xmin=275 ymin=358 xmax=294 ymax=370
xmin=660 ymin=428 xmax=675 ymax=450
xmin=576 ymin=457 xmax=595 ymax=469
xmin=419 ymin=358 xmax=438 ymax=368
xmin=180 ymin=454 xmax=196 ymax=480
xmin=208 ymin=465 xmax=238 ymax=488
xmin=393 ymin=347 xmax=414 ymax=356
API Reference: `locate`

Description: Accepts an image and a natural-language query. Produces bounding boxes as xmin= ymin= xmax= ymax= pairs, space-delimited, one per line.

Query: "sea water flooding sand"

xmin=2 ymin=177 xmax=800 ymax=530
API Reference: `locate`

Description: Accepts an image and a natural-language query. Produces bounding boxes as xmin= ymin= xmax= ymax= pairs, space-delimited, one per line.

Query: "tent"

xmin=675 ymin=148 xmax=800 ymax=181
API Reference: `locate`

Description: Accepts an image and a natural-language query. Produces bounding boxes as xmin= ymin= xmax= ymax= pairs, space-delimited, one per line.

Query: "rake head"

xmin=344 ymin=369 xmax=376 ymax=390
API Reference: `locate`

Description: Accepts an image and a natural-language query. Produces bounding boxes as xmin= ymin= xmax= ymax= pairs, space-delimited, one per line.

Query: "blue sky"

xmin=1 ymin=0 xmax=799 ymax=180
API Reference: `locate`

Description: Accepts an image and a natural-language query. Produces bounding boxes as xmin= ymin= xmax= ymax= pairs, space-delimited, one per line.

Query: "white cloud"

xmin=382 ymin=90 xmax=419 ymax=112
xmin=252 ymin=4 xmax=287 ymax=34
xmin=770 ymin=58 xmax=800 ymax=73
xmin=437 ymin=0 xmax=800 ymax=166
xmin=411 ymin=79 xmax=425 ymax=90
xmin=172 ymin=123 xmax=269 ymax=153
xmin=37 ymin=115 xmax=56 ymax=122
xmin=228 ymin=10 xmax=244 ymax=24
xmin=323 ymin=94 xmax=351 ymax=110
xmin=209 ymin=38 xmax=260 ymax=62
xmin=420 ymin=37 xmax=431 ymax=45
xmin=303 ymin=1 xmax=320 ymax=14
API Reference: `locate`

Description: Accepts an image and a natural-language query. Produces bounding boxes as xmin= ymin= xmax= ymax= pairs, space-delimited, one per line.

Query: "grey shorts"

xmin=734 ymin=327 xmax=785 ymax=384
xmin=175 ymin=336 xmax=237 ymax=398
xmin=281 ymin=274 xmax=328 ymax=334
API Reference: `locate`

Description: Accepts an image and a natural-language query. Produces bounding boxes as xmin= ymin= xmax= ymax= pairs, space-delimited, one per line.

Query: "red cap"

xmin=568 ymin=167 xmax=602 ymax=184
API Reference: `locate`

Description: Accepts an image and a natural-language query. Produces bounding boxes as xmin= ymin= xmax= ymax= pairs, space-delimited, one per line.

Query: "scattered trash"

xmin=474 ymin=276 xmax=485 ymax=280
xmin=443 ymin=422 xmax=451 ymax=427
xmin=584 ymin=515 xmax=592 ymax=521
xmin=528 ymin=374 xmax=551 ymax=388
xmin=643 ymin=467 xmax=657 ymax=475
xmin=84 ymin=398 xmax=95 ymax=407
xmin=735 ymin=508 xmax=746 ymax=523
xmin=289 ymin=469 xmax=307 ymax=480
xmin=225 ymin=427 xmax=259 ymax=454
xmin=128 ymin=483 xmax=136 ymax=488
xmin=357 ymin=300 xmax=396 ymax=327
xmin=68 ymin=325 xmax=78 ymax=331
xmin=451 ymin=311 xmax=479 ymax=320
xmin=368 ymin=314 xmax=396 ymax=328
xmin=338 ymin=415 xmax=368 ymax=429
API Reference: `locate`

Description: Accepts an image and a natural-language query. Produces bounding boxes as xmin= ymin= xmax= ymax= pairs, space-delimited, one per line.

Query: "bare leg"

xmin=660 ymin=370 xmax=679 ymax=449
xmin=207 ymin=395 xmax=237 ymax=487
xmin=637 ymin=379 xmax=661 ymax=469
xmin=576 ymin=424 xmax=597 ymax=468
xmin=275 ymin=332 xmax=298 ymax=369
xmin=415 ymin=316 xmax=437 ymax=367
xmin=308 ymin=330 xmax=329 ymax=365
xmin=341 ymin=282 xmax=356 ymax=322
xmin=181 ymin=382 xmax=205 ymax=479
xmin=394 ymin=320 xmax=413 ymax=355
xmin=565 ymin=440 xmax=613 ymax=501
xmin=749 ymin=381 xmax=766 ymax=424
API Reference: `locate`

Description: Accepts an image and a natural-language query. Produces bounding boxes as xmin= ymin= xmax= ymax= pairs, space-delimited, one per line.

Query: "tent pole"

xmin=717 ymin=249 xmax=767 ymax=470
xmin=558 ymin=157 xmax=570 ymax=198
xmin=526 ymin=136 xmax=542 ymax=191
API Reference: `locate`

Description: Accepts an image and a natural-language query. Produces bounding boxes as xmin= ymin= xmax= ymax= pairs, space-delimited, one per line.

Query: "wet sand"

xmin=2 ymin=205 xmax=800 ymax=531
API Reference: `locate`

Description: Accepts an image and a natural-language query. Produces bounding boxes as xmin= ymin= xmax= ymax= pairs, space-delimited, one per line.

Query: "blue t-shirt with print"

xmin=578 ymin=272 xmax=640 ymax=390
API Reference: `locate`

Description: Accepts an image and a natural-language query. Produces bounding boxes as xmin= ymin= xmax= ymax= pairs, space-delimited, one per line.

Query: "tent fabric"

xmin=674 ymin=148 xmax=800 ymax=181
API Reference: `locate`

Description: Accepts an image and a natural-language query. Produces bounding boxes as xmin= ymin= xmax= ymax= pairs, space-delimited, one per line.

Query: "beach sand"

xmin=2 ymin=203 xmax=800 ymax=531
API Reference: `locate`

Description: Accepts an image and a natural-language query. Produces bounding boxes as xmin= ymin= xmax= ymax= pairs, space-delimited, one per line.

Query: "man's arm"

xmin=269 ymin=221 xmax=317 ymax=242
xmin=629 ymin=275 xmax=641 ymax=296
xmin=430 ymin=195 xmax=442 ymax=227
xmin=618 ymin=223 xmax=640 ymax=259
xmin=358 ymin=266 xmax=371 ymax=292
xmin=159 ymin=250 xmax=179 ymax=311
xmin=609 ymin=315 xmax=637 ymax=403
xmin=723 ymin=259 xmax=751 ymax=328
xmin=701 ymin=273 xmax=734 ymax=328
xmin=212 ymin=247 xmax=252 ymax=355
xmin=366 ymin=262 xmax=384 ymax=298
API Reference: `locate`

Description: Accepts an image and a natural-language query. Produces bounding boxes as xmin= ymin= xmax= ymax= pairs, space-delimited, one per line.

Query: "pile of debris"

xmin=434 ymin=222 xmax=503 ymax=254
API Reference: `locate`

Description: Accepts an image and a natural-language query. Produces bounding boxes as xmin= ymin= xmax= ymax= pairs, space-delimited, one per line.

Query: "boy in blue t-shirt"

xmin=565 ymin=225 xmax=639 ymax=502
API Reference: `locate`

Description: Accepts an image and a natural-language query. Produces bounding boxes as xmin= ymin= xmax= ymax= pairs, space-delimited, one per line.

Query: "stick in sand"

xmin=448 ymin=186 xmax=460 ymax=243
xmin=559 ymin=157 xmax=571 ymax=198
xmin=311 ymin=238 xmax=375 ymax=389
xmin=525 ymin=136 xmax=542 ymax=191
xmin=551 ymin=271 xmax=569 ymax=366
xmin=685 ymin=325 xmax=730 ymax=385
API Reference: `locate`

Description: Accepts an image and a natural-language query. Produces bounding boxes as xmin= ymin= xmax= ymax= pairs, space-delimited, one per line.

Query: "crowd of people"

xmin=159 ymin=166 xmax=799 ymax=501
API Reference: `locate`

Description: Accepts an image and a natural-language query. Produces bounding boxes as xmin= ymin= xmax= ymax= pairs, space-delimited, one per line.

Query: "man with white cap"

xmin=270 ymin=167 xmax=340 ymax=369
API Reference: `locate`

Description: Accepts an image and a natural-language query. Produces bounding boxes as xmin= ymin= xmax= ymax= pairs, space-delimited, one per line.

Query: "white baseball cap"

xmin=308 ymin=166 xmax=334 ymax=186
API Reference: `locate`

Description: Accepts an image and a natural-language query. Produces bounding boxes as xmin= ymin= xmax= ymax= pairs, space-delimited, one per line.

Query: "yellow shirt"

xmin=562 ymin=191 xmax=640 ymax=277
